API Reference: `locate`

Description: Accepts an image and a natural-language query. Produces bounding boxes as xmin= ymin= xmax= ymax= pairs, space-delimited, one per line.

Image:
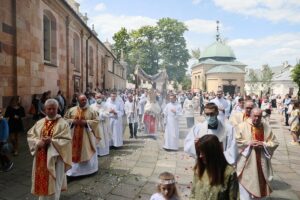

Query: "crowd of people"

xmin=0 ymin=87 xmax=298 ymax=199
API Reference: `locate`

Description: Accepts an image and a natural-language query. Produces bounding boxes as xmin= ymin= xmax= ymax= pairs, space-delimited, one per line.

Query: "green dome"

xmin=200 ymin=41 xmax=236 ymax=61
xmin=206 ymin=65 xmax=244 ymax=74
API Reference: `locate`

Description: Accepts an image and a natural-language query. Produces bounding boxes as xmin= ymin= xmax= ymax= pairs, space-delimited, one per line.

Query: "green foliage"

xmin=173 ymin=81 xmax=178 ymax=90
xmin=247 ymin=69 xmax=259 ymax=92
xmin=128 ymin=26 xmax=159 ymax=75
xmin=112 ymin=27 xmax=130 ymax=60
xmin=156 ymin=18 xmax=190 ymax=82
xmin=261 ymin=65 xmax=273 ymax=85
xmin=191 ymin=48 xmax=201 ymax=60
xmin=181 ymin=76 xmax=192 ymax=90
xmin=112 ymin=18 xmax=190 ymax=83
xmin=291 ymin=63 xmax=300 ymax=97
xmin=260 ymin=64 xmax=273 ymax=92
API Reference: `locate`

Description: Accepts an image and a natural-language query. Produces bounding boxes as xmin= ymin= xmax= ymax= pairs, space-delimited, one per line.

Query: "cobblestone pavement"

xmin=0 ymin=112 xmax=299 ymax=200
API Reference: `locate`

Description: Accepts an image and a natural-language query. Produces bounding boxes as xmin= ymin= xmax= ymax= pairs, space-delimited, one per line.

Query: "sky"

xmin=75 ymin=0 xmax=300 ymax=69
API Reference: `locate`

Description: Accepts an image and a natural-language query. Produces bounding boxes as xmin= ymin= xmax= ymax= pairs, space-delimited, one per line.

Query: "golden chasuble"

xmin=72 ymin=107 xmax=86 ymax=163
xmin=243 ymin=113 xmax=250 ymax=121
xmin=34 ymin=119 xmax=58 ymax=195
xmin=251 ymin=124 xmax=267 ymax=196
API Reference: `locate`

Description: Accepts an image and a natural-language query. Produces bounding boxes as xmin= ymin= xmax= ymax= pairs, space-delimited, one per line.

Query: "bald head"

xmin=244 ymin=100 xmax=254 ymax=116
xmin=78 ymin=94 xmax=88 ymax=108
xmin=251 ymin=108 xmax=263 ymax=126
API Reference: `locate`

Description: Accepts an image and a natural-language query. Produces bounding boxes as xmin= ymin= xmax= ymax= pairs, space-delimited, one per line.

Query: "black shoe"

xmin=134 ymin=135 xmax=137 ymax=139
xmin=3 ymin=161 xmax=13 ymax=172
xmin=129 ymin=136 xmax=133 ymax=139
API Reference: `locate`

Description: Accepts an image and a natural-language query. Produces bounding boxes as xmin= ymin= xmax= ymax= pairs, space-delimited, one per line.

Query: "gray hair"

xmin=251 ymin=107 xmax=262 ymax=116
xmin=44 ymin=98 xmax=59 ymax=108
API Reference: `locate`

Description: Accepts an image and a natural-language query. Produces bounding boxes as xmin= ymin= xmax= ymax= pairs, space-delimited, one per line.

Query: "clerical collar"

xmin=208 ymin=123 xmax=218 ymax=130
xmin=46 ymin=114 xmax=61 ymax=121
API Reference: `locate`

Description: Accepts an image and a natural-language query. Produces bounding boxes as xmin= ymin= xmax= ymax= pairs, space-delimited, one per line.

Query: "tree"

xmin=247 ymin=69 xmax=259 ymax=93
xmin=291 ymin=63 xmax=300 ymax=98
xmin=157 ymin=18 xmax=190 ymax=83
xmin=128 ymin=26 xmax=159 ymax=75
xmin=112 ymin=27 xmax=130 ymax=60
xmin=112 ymin=18 xmax=190 ymax=84
xmin=191 ymin=48 xmax=201 ymax=60
xmin=260 ymin=64 xmax=273 ymax=93
xmin=181 ymin=76 xmax=192 ymax=90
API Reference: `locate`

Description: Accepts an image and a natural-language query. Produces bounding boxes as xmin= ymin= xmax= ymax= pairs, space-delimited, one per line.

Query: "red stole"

xmin=251 ymin=125 xmax=268 ymax=196
xmin=34 ymin=119 xmax=58 ymax=195
xmin=72 ymin=107 xmax=86 ymax=163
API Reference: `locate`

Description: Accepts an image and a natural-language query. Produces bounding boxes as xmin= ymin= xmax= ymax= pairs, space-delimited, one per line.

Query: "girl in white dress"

xmin=150 ymin=172 xmax=179 ymax=200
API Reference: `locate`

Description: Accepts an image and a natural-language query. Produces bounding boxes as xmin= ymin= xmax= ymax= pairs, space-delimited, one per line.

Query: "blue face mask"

xmin=206 ymin=116 xmax=218 ymax=126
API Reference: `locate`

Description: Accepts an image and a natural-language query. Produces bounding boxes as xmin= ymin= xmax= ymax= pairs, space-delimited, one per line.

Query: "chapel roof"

xmin=206 ymin=65 xmax=245 ymax=74
xmin=199 ymin=41 xmax=236 ymax=62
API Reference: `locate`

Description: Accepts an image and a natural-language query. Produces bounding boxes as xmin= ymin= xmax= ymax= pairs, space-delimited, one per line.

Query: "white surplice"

xmin=163 ymin=102 xmax=183 ymax=150
xmin=90 ymin=102 xmax=110 ymax=156
xmin=184 ymin=120 xmax=238 ymax=165
xmin=210 ymin=97 xmax=228 ymax=121
xmin=105 ymin=98 xmax=124 ymax=147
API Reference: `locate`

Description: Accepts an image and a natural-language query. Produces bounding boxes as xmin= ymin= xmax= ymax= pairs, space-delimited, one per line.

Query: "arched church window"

xmin=73 ymin=33 xmax=80 ymax=71
xmin=89 ymin=46 xmax=94 ymax=75
xmin=43 ymin=10 xmax=57 ymax=65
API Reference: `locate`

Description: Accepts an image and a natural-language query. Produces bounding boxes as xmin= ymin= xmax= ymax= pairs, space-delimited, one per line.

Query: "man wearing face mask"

xmin=90 ymin=93 xmax=110 ymax=156
xmin=184 ymin=102 xmax=238 ymax=165
xmin=163 ymin=94 xmax=183 ymax=150
xmin=183 ymin=93 xmax=195 ymax=128
xmin=64 ymin=94 xmax=100 ymax=177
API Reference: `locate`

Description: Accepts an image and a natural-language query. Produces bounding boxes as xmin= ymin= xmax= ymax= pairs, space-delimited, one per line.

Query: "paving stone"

xmin=111 ymin=183 xmax=141 ymax=199
xmin=135 ymin=161 xmax=156 ymax=168
xmin=122 ymin=175 xmax=148 ymax=186
xmin=0 ymin=113 xmax=299 ymax=200
xmin=104 ymin=194 xmax=131 ymax=200
xmin=131 ymin=167 xmax=154 ymax=177
xmin=134 ymin=193 xmax=152 ymax=200
xmin=140 ymin=182 xmax=157 ymax=195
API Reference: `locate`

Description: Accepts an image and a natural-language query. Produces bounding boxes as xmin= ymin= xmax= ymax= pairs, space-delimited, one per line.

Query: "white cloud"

xmin=185 ymin=19 xmax=218 ymax=34
xmin=228 ymin=39 xmax=256 ymax=47
xmin=90 ymin=14 xmax=156 ymax=42
xmin=94 ymin=3 xmax=106 ymax=11
xmin=213 ymin=0 xmax=300 ymax=23
xmin=192 ymin=0 xmax=202 ymax=5
xmin=227 ymin=33 xmax=300 ymax=67
xmin=88 ymin=11 xmax=300 ymax=68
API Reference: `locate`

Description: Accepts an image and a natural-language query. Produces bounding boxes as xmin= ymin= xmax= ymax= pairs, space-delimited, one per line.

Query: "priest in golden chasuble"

xmin=64 ymin=94 xmax=100 ymax=177
xmin=236 ymin=108 xmax=279 ymax=200
xmin=27 ymin=99 xmax=72 ymax=200
xmin=229 ymin=100 xmax=254 ymax=130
